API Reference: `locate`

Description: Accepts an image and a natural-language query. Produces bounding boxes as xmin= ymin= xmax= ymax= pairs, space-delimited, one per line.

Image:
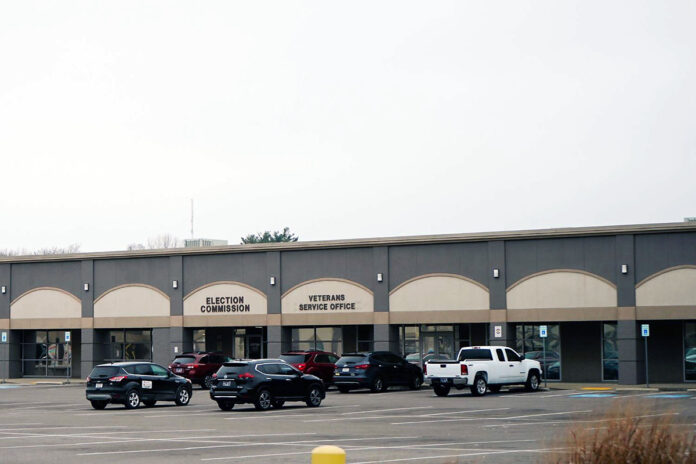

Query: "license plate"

xmin=176 ymin=368 xmax=183 ymax=373
xmin=440 ymin=378 xmax=449 ymax=383
xmin=95 ymin=383 xmax=103 ymax=389
xmin=342 ymin=368 xmax=349 ymax=372
xmin=222 ymin=381 xmax=232 ymax=387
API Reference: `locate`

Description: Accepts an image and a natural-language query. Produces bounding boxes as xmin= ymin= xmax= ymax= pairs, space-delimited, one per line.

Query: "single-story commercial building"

xmin=1 ymin=221 xmax=695 ymax=384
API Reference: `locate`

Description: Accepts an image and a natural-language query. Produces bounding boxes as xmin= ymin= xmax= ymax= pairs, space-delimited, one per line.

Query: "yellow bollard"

xmin=311 ymin=445 xmax=346 ymax=464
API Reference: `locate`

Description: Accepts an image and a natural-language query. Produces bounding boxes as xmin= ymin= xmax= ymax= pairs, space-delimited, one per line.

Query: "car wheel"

xmin=217 ymin=400 xmax=235 ymax=411
xmin=338 ymin=386 xmax=350 ymax=393
xmin=370 ymin=376 xmax=385 ymax=393
xmin=254 ymin=389 xmax=272 ymax=411
xmin=409 ymin=375 xmax=423 ymax=390
xmin=489 ymin=385 xmax=501 ymax=394
xmin=143 ymin=400 xmax=157 ymax=407
xmin=470 ymin=376 xmax=487 ymax=397
xmin=271 ymin=400 xmax=285 ymax=409
xmin=203 ymin=375 xmax=213 ymax=390
xmin=433 ymin=384 xmax=450 ymax=397
xmin=525 ymin=372 xmax=541 ymax=392
xmin=124 ymin=389 xmax=141 ymax=409
xmin=306 ymin=386 xmax=323 ymax=407
xmin=90 ymin=400 xmax=108 ymax=410
xmin=175 ymin=386 xmax=191 ymax=406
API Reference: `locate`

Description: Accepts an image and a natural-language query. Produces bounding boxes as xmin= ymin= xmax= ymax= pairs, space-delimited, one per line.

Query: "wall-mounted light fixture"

xmin=621 ymin=264 xmax=628 ymax=275
xmin=270 ymin=276 xmax=276 ymax=286
xmin=83 ymin=283 xmax=89 ymax=292
xmin=377 ymin=273 xmax=383 ymax=283
xmin=1 ymin=286 xmax=5 ymax=294
xmin=493 ymin=269 xmax=500 ymax=278
xmin=172 ymin=280 xmax=179 ymax=289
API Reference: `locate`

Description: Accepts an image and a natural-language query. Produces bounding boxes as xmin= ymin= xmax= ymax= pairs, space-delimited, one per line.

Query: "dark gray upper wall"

xmin=182 ymin=253 xmax=269 ymax=295
xmin=388 ymin=242 xmax=490 ymax=289
xmin=280 ymin=248 xmax=375 ymax=294
xmin=0 ymin=264 xmax=10 ymax=318
xmin=10 ymin=261 xmax=83 ymax=299
xmin=635 ymin=232 xmax=696 ymax=283
xmin=505 ymin=236 xmax=617 ymax=286
xmin=94 ymin=258 xmax=171 ymax=298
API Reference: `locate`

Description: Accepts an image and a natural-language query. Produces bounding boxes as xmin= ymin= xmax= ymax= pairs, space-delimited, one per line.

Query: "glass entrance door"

xmin=233 ymin=328 xmax=266 ymax=359
xmin=421 ymin=326 xmax=455 ymax=364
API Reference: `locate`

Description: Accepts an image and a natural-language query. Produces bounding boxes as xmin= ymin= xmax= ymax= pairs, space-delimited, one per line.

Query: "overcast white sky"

xmin=1 ymin=1 xmax=694 ymax=252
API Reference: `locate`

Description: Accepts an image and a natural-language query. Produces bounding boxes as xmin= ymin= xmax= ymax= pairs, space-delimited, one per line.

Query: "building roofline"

xmin=2 ymin=221 xmax=696 ymax=264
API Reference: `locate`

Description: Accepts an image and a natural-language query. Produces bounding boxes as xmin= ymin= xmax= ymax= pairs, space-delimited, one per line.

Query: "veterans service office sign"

xmin=184 ymin=282 xmax=267 ymax=316
xmin=282 ymin=279 xmax=374 ymax=314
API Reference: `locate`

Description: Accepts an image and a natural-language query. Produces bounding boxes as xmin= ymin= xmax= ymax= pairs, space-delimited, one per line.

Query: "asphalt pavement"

xmin=0 ymin=383 xmax=694 ymax=463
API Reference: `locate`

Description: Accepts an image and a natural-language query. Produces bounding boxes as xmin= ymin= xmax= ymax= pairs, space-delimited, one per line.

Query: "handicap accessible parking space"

xmin=1 ymin=385 xmax=696 ymax=463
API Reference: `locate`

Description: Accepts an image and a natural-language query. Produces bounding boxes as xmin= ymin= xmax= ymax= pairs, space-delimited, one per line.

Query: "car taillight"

xmin=212 ymin=373 xmax=217 ymax=379
xmin=109 ymin=375 xmax=127 ymax=382
xmin=297 ymin=363 xmax=307 ymax=371
xmin=423 ymin=364 xmax=427 ymax=375
xmin=354 ymin=364 xmax=370 ymax=370
xmin=461 ymin=364 xmax=468 ymax=375
xmin=238 ymin=372 xmax=254 ymax=379
xmin=86 ymin=376 xmax=91 ymax=382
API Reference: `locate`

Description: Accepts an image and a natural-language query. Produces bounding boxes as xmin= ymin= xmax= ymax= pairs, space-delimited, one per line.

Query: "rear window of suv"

xmin=336 ymin=356 xmax=368 ymax=365
xmin=172 ymin=356 xmax=197 ymax=364
xmin=217 ymin=364 xmax=249 ymax=376
xmin=458 ymin=349 xmax=493 ymax=361
xmin=280 ymin=354 xmax=311 ymax=363
xmin=89 ymin=366 xmax=123 ymax=378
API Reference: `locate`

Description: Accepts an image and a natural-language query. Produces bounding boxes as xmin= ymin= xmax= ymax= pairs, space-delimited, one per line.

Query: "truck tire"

xmin=470 ymin=376 xmax=487 ymax=396
xmin=525 ymin=371 xmax=540 ymax=392
xmin=433 ymin=384 xmax=450 ymax=397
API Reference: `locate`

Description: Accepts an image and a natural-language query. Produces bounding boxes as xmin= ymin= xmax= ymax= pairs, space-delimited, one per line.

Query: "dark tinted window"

xmin=505 ymin=349 xmax=522 ymax=362
xmin=89 ymin=366 xmax=122 ymax=378
xmin=328 ymin=355 xmax=339 ymax=363
xmin=315 ymin=354 xmax=330 ymax=363
xmin=280 ymin=354 xmax=311 ymax=363
xmin=151 ymin=365 xmax=168 ymax=376
xmin=384 ymin=353 xmax=404 ymax=364
xmin=257 ymin=363 xmax=281 ymax=375
xmin=199 ymin=356 xmax=209 ymax=364
xmin=133 ymin=364 xmax=154 ymax=375
xmin=278 ymin=364 xmax=298 ymax=375
xmin=496 ymin=349 xmax=505 ymax=361
xmin=173 ymin=356 xmax=196 ymax=364
xmin=337 ymin=356 xmax=368 ymax=365
xmin=458 ymin=349 xmax=493 ymax=361
xmin=371 ymin=353 xmax=387 ymax=363
xmin=217 ymin=364 xmax=248 ymax=376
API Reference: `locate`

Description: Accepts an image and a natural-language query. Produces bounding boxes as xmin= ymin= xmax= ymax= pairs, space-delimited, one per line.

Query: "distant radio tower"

xmin=190 ymin=199 xmax=194 ymax=238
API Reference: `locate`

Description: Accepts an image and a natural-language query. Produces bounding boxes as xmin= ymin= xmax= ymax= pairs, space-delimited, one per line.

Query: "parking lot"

xmin=1 ymin=384 xmax=695 ymax=463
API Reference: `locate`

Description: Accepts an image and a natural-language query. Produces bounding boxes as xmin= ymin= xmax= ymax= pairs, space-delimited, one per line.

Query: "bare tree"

xmin=127 ymin=234 xmax=182 ymax=250
xmin=0 ymin=244 xmax=81 ymax=257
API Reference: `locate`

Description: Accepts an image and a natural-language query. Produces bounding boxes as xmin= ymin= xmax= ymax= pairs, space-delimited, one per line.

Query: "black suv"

xmin=85 ymin=362 xmax=193 ymax=410
xmin=333 ymin=351 xmax=423 ymax=393
xmin=209 ymin=359 xmax=325 ymax=411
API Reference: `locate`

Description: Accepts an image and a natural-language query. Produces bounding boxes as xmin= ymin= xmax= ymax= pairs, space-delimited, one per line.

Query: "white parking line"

xmin=0 ymin=428 xmax=218 ymax=442
xmin=302 ymin=408 xmax=512 ymax=423
xmin=392 ymin=409 xmax=593 ymax=425
xmin=421 ymin=407 xmax=511 ymax=417
xmin=537 ymin=391 xmax=582 ymax=398
xmin=341 ymin=406 xmax=432 ymax=415
xmin=349 ymin=447 xmax=566 ymax=464
xmin=483 ymin=412 xmax=679 ymax=428
xmin=79 ymin=435 xmax=417 ymax=457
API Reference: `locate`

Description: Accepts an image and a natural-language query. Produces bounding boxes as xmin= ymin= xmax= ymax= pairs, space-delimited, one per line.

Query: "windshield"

xmin=172 ymin=356 xmax=197 ymax=364
xmin=89 ymin=366 xmax=123 ymax=378
xmin=217 ymin=364 xmax=249 ymax=377
xmin=458 ymin=349 xmax=493 ymax=361
xmin=280 ymin=354 xmax=311 ymax=364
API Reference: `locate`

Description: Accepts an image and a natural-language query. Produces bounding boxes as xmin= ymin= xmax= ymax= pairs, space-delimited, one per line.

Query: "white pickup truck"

xmin=424 ymin=346 xmax=542 ymax=397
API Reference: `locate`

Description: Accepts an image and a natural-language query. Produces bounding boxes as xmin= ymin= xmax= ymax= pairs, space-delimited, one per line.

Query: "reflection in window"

xmin=602 ymin=323 xmax=618 ymax=381
xmin=106 ymin=329 xmax=152 ymax=362
xmin=685 ymin=322 xmax=696 ymax=381
xmin=193 ymin=329 xmax=206 ymax=352
xmin=516 ymin=324 xmax=561 ymax=381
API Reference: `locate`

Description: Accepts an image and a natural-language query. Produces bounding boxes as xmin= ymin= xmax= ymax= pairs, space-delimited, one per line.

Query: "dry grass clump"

xmin=546 ymin=402 xmax=696 ymax=464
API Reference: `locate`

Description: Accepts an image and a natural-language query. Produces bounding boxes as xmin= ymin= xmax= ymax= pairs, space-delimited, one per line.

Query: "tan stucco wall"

xmin=94 ymin=284 xmax=170 ymax=319
xmin=184 ymin=282 xmax=267 ymax=316
xmin=636 ymin=267 xmax=696 ymax=307
xmin=389 ymin=274 xmax=489 ymax=311
xmin=507 ymin=270 xmax=617 ymax=309
xmin=281 ymin=278 xmax=373 ymax=314
xmin=10 ymin=288 xmax=81 ymax=320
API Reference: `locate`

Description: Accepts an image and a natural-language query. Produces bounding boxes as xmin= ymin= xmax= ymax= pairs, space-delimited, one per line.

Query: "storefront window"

xmin=193 ymin=329 xmax=205 ymax=352
xmin=21 ymin=330 xmax=73 ymax=377
xmin=602 ymin=323 xmax=618 ymax=381
xmin=107 ymin=329 xmax=152 ymax=362
xmin=398 ymin=325 xmax=474 ymax=365
xmin=516 ymin=324 xmax=561 ymax=381
xmin=290 ymin=327 xmax=357 ymax=355
xmin=685 ymin=322 xmax=696 ymax=381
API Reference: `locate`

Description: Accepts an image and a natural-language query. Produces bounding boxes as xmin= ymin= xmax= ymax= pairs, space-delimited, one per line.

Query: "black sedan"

xmin=333 ymin=351 xmax=423 ymax=393
xmin=209 ymin=359 xmax=325 ymax=411
xmin=85 ymin=362 xmax=193 ymax=410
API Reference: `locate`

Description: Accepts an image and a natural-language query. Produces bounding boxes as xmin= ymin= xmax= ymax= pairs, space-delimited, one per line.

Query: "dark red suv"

xmin=169 ymin=352 xmax=232 ymax=389
xmin=279 ymin=351 xmax=339 ymax=385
